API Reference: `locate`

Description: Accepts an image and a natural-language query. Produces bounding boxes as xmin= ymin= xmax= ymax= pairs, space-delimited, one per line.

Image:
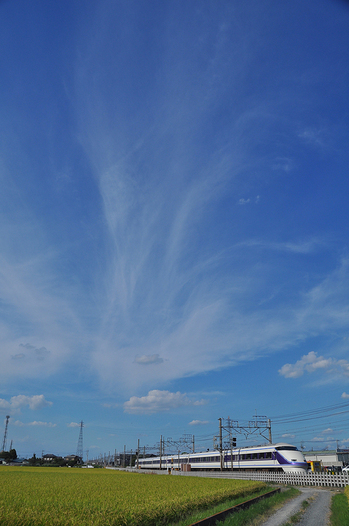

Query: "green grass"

xmin=331 ymin=490 xmax=349 ymax=526
xmin=167 ymin=487 xmax=277 ymax=526
xmin=214 ymin=487 xmax=301 ymax=526
xmin=168 ymin=487 xmax=300 ymax=526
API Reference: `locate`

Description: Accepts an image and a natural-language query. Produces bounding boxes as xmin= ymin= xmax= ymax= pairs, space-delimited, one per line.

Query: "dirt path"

xmin=259 ymin=487 xmax=332 ymax=526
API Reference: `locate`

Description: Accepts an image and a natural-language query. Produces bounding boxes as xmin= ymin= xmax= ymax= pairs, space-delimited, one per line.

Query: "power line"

xmin=271 ymin=401 xmax=349 ymax=424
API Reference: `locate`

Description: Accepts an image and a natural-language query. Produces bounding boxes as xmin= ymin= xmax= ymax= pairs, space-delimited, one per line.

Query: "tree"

xmin=9 ymin=449 xmax=17 ymax=460
xmin=28 ymin=453 xmax=39 ymax=466
xmin=0 ymin=448 xmax=17 ymax=461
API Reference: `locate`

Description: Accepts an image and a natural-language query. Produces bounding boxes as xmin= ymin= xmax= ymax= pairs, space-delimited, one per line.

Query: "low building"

xmin=42 ymin=454 xmax=59 ymax=462
xmin=303 ymin=449 xmax=349 ymax=470
xmin=64 ymin=455 xmax=81 ymax=463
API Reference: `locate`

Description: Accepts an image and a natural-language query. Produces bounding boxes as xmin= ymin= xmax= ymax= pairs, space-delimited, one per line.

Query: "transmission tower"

xmin=1 ymin=415 xmax=10 ymax=452
xmin=76 ymin=421 xmax=84 ymax=461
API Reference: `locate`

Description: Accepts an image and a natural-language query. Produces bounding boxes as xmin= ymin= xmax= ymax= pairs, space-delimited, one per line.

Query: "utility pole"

xmin=219 ymin=418 xmax=223 ymax=471
xmin=136 ymin=439 xmax=140 ymax=469
xmin=268 ymin=418 xmax=272 ymax=444
xmin=160 ymin=435 xmax=162 ymax=469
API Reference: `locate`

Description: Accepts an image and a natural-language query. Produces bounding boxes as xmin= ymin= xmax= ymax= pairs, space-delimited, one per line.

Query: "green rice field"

xmin=0 ymin=466 xmax=267 ymax=526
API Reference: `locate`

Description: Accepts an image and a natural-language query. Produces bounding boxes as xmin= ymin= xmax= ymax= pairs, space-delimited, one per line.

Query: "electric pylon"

xmin=76 ymin=421 xmax=84 ymax=461
xmin=1 ymin=415 xmax=10 ymax=452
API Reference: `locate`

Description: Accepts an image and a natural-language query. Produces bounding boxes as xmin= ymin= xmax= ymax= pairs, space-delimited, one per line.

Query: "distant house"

xmin=64 ymin=455 xmax=81 ymax=463
xmin=42 ymin=454 xmax=59 ymax=462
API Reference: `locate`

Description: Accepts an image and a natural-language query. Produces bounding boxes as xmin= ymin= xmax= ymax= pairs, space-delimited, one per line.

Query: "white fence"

xmin=128 ymin=468 xmax=349 ymax=488
xmin=171 ymin=470 xmax=349 ymax=488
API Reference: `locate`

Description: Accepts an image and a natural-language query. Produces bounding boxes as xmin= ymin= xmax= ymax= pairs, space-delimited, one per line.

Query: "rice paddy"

xmin=0 ymin=466 xmax=267 ymax=526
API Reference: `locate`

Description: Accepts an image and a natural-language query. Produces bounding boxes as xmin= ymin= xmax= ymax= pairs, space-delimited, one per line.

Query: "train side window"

xmin=265 ymin=452 xmax=272 ymax=459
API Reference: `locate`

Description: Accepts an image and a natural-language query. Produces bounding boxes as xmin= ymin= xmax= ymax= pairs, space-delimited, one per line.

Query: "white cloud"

xmin=13 ymin=420 xmax=56 ymax=427
xmin=238 ymin=198 xmax=250 ymax=205
xmin=88 ymin=257 xmax=349 ymax=393
xmin=342 ymin=392 xmax=349 ymax=399
xmin=189 ymin=420 xmax=209 ymax=426
xmin=124 ymin=390 xmax=205 ymax=415
xmin=0 ymin=395 xmax=52 ymax=414
xmin=279 ymin=351 xmax=338 ymax=379
xmin=281 ymin=433 xmax=295 ymax=439
xmin=67 ymin=422 xmax=81 ymax=428
xmin=134 ymin=354 xmax=164 ymax=365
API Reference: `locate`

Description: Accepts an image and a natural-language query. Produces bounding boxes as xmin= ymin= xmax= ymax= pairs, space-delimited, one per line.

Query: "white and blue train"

xmin=138 ymin=443 xmax=307 ymax=473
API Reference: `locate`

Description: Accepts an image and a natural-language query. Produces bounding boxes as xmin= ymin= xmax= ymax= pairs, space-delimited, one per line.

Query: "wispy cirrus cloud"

xmin=1 ymin=0 xmax=349 ymax=408
xmin=134 ymin=354 xmax=164 ymax=365
xmin=298 ymin=127 xmax=326 ymax=148
xmin=236 ymin=237 xmax=325 ymax=254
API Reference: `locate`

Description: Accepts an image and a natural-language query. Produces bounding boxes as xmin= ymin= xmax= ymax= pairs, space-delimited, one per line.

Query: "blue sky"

xmin=1 ymin=0 xmax=349 ymax=459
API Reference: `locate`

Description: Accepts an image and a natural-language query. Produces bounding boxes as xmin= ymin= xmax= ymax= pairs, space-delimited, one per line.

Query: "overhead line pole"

xmin=219 ymin=418 xmax=223 ymax=471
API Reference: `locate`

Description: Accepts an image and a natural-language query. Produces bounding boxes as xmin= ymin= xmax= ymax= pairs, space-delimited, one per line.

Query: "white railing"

xmin=170 ymin=470 xmax=349 ymax=488
xmin=127 ymin=468 xmax=349 ymax=487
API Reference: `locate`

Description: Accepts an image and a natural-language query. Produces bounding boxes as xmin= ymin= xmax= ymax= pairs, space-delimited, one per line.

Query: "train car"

xmin=138 ymin=443 xmax=307 ymax=473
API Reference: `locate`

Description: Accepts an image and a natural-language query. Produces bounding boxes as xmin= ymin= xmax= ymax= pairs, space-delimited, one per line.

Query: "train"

xmin=138 ymin=443 xmax=308 ymax=473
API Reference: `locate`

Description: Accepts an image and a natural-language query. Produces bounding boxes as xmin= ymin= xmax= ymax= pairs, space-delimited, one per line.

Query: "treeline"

xmin=0 ymin=449 xmax=17 ymax=461
xmin=27 ymin=454 xmax=81 ymax=467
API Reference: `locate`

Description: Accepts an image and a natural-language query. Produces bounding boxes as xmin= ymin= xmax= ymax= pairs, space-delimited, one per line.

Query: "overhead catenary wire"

xmin=270 ymin=401 xmax=349 ymax=424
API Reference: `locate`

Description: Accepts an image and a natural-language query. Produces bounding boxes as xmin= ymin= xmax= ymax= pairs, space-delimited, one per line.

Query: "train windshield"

xmin=275 ymin=446 xmax=297 ymax=451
